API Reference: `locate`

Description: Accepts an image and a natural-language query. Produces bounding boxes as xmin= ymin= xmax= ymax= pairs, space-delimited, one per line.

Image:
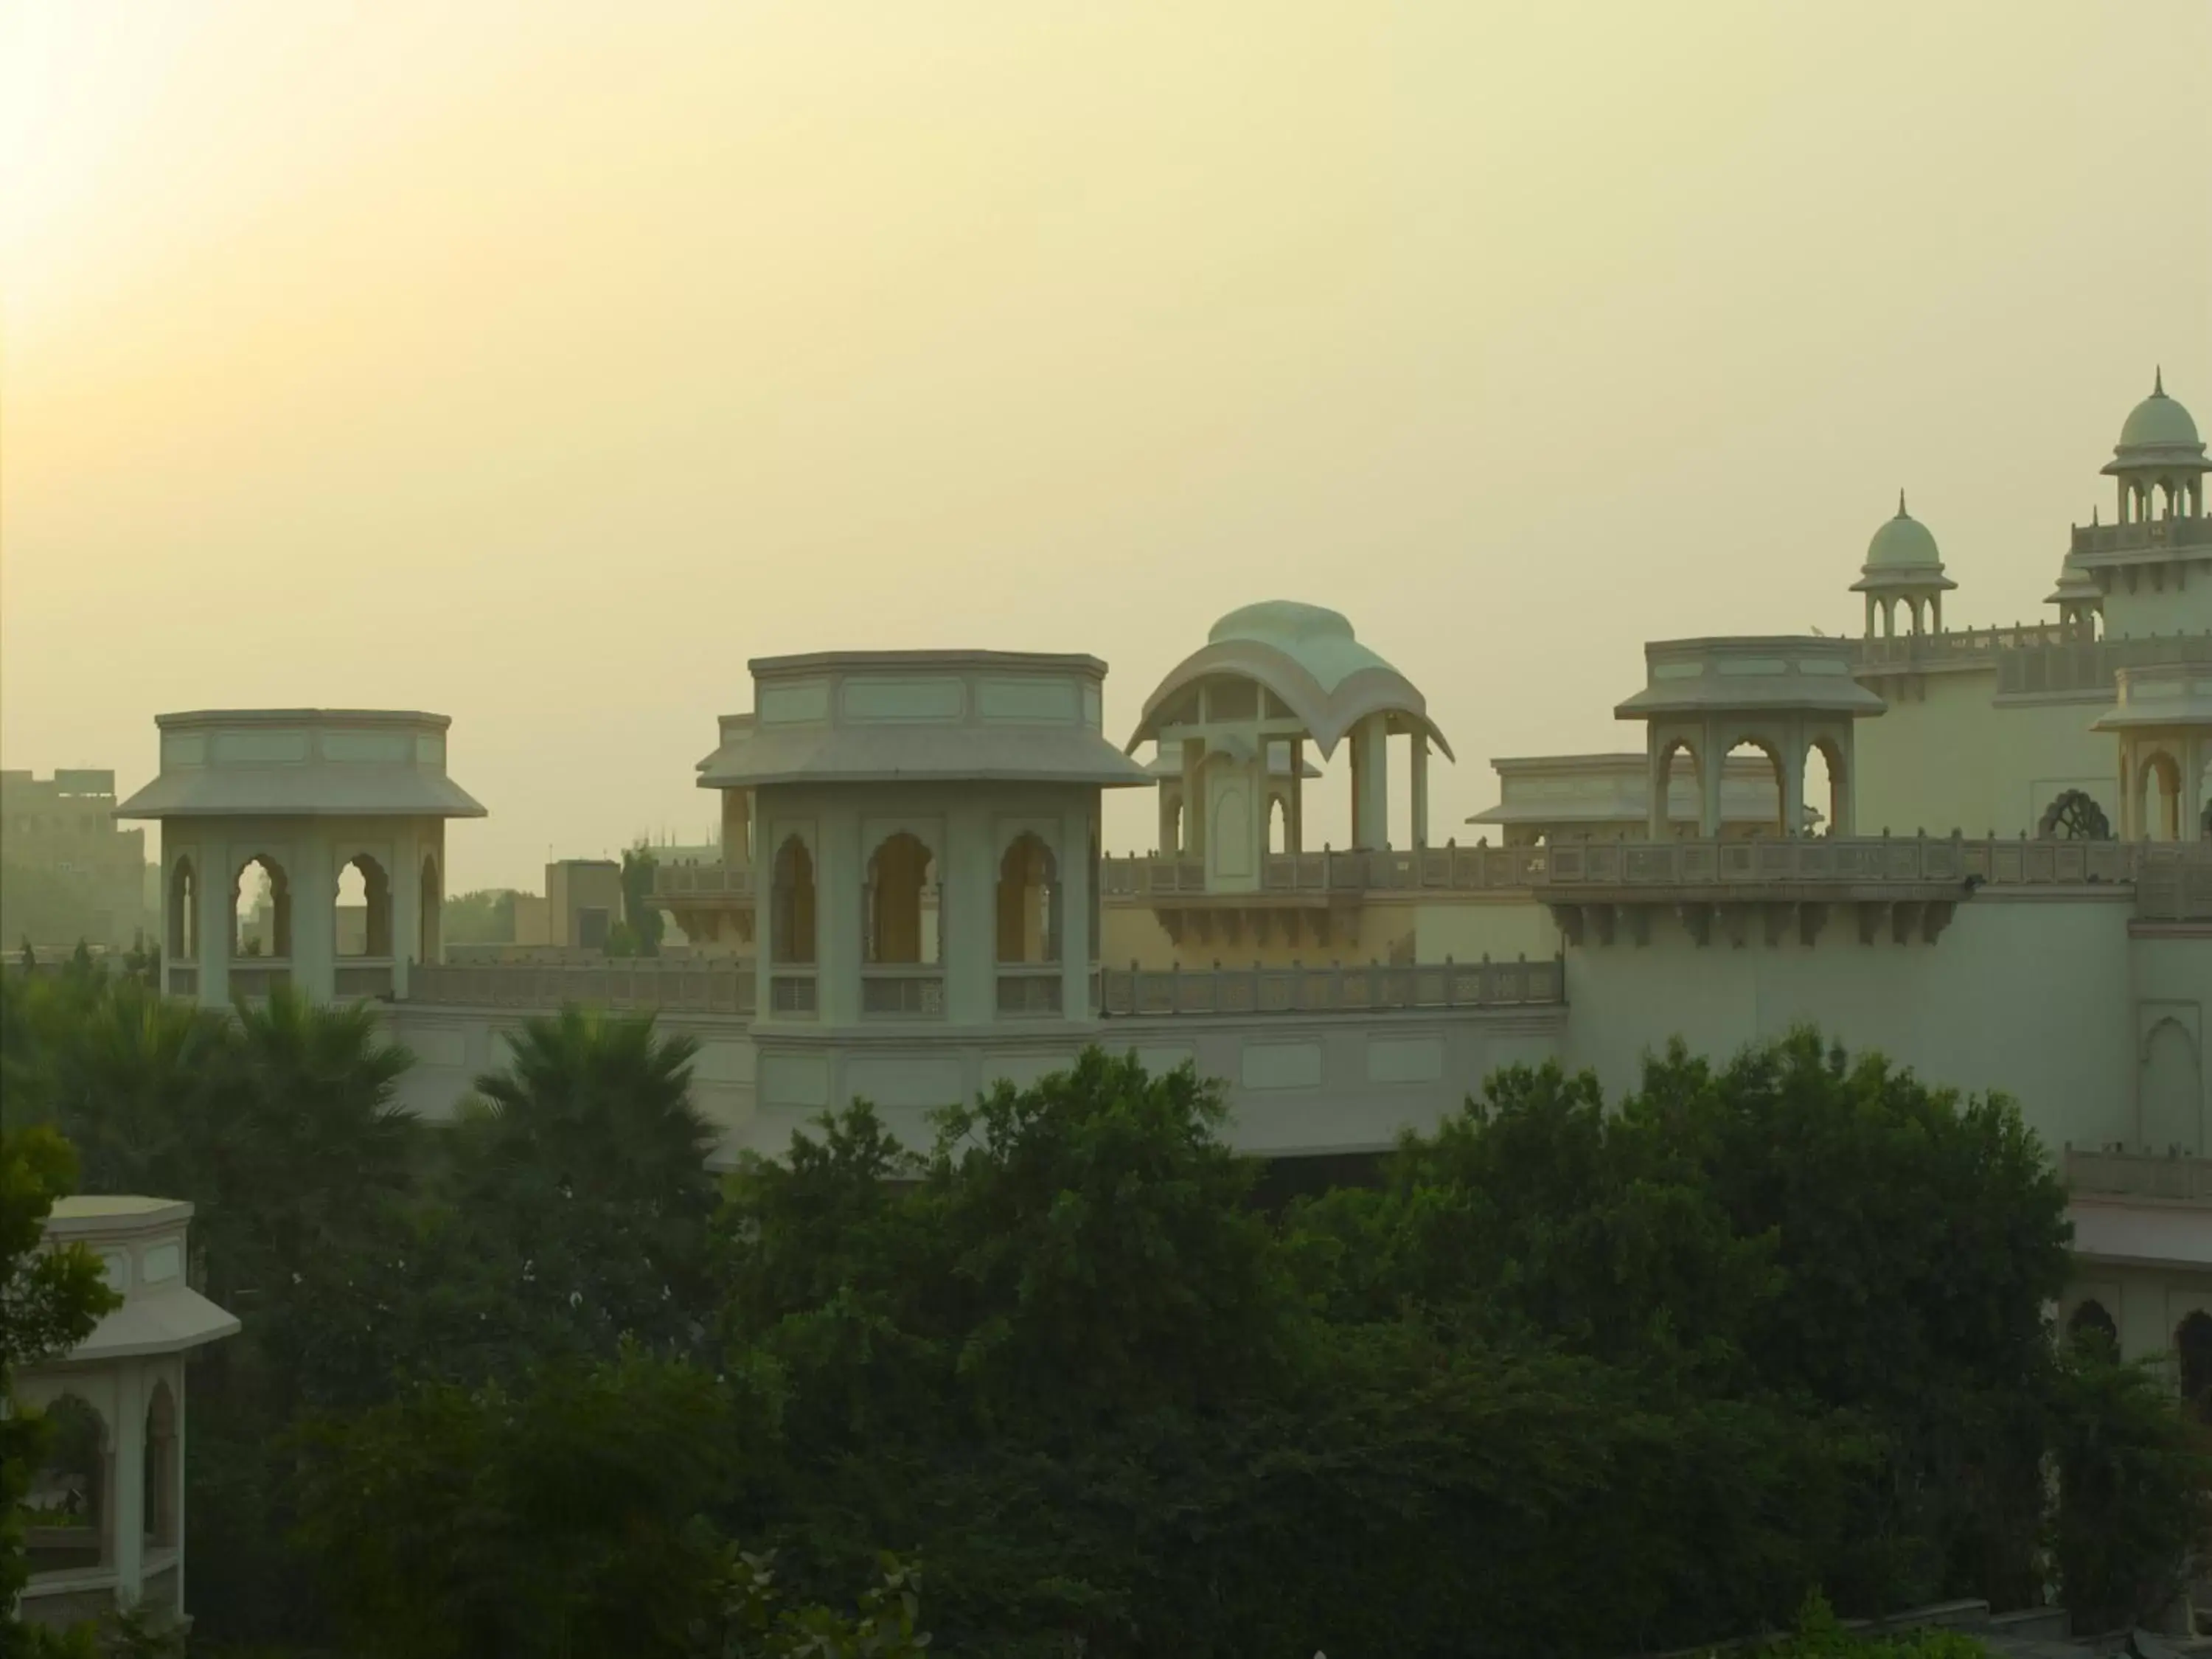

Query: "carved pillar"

xmin=1411 ymin=733 xmax=1430 ymax=849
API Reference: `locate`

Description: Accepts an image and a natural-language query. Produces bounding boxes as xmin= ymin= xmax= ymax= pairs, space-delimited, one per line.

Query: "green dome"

xmin=1865 ymin=493 xmax=1942 ymax=570
xmin=2118 ymin=378 xmax=2201 ymax=451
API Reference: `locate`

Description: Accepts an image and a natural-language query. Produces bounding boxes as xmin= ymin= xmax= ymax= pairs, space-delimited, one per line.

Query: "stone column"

xmin=1781 ymin=730 xmax=1807 ymax=838
xmin=1699 ymin=721 xmax=1725 ymax=838
xmin=112 ymin=1362 xmax=146 ymax=1606
xmin=291 ymin=829 xmax=336 ymax=1004
xmin=1287 ymin=740 xmax=1304 ymax=853
xmin=1648 ymin=729 xmax=1672 ymax=840
xmin=2188 ymin=734 xmax=2207 ymax=840
xmin=1194 ymin=748 xmax=1212 ymax=863
xmin=804 ymin=802 xmax=857 ymax=1025
xmin=944 ymin=800 xmax=994 ymax=1026
xmin=1352 ymin=714 xmax=1390 ymax=849
xmin=1059 ymin=800 xmax=1093 ymax=1021
xmin=390 ymin=823 xmax=421 ymax=999
xmin=195 ymin=838 xmax=229 ymax=1008
xmin=1411 ymin=734 xmax=1430 ymax=849
xmin=1863 ymin=593 xmax=1876 ymax=638
xmin=1157 ymin=782 xmax=1180 ymax=855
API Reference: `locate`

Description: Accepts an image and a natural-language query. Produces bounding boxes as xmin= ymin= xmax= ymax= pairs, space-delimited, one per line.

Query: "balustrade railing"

xmin=1099 ymin=956 xmax=1562 ymax=1017
xmin=2137 ymin=854 xmax=2212 ymax=922
xmin=2065 ymin=1147 xmax=2212 ymax=1203
xmin=2070 ymin=515 xmax=2212 ymax=557
xmin=228 ymin=963 xmax=292 ymax=1001
xmin=333 ymin=960 xmax=395 ymax=1000
xmin=651 ymin=863 xmax=754 ymax=899
xmin=1102 ymin=838 xmax=2209 ymax=898
xmin=995 ymin=966 xmax=1064 ymax=1016
xmin=1849 ymin=624 xmax=2212 ymax=696
xmin=768 ymin=971 xmax=815 ymax=1017
xmin=860 ymin=967 xmax=945 ymax=1018
xmin=409 ymin=959 xmax=757 ymax=1015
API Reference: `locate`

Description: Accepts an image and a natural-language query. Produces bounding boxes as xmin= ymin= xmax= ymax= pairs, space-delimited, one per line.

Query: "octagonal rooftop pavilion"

xmin=116 ymin=709 xmax=484 ymax=1007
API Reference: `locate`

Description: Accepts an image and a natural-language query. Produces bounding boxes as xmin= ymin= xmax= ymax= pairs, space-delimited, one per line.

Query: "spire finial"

xmin=2154 ymin=365 xmax=2166 ymax=397
xmin=1897 ymin=488 xmax=1908 ymax=518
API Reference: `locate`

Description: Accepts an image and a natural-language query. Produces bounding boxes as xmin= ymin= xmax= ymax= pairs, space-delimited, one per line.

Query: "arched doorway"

xmin=996 ymin=833 xmax=1060 ymax=1016
xmin=2178 ymin=1311 xmax=2212 ymax=1420
xmin=25 ymin=1392 xmax=106 ymax=1574
xmin=144 ymin=1380 xmax=178 ymax=1550
xmin=335 ymin=855 xmax=392 ymax=959
xmin=865 ymin=833 xmax=936 ymax=965
xmin=770 ymin=837 xmax=816 ymax=965
xmin=995 ymin=834 xmax=1058 ymax=964
xmin=2065 ymin=1298 xmax=2118 ymax=1354
xmin=2139 ymin=750 xmax=2183 ymax=841
xmin=232 ymin=856 xmax=291 ymax=959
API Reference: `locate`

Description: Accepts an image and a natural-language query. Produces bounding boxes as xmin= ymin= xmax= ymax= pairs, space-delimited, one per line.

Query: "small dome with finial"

xmin=1863 ymin=490 xmax=1944 ymax=571
xmin=2115 ymin=368 xmax=2202 ymax=454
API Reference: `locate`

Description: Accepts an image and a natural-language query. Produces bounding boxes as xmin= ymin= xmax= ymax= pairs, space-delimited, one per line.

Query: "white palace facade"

xmin=114 ymin=374 xmax=2212 ymax=1376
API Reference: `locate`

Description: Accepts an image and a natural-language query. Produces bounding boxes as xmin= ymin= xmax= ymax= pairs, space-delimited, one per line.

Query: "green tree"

xmin=620 ymin=843 xmax=664 ymax=957
xmin=441 ymin=887 xmax=521 ymax=946
xmin=293 ymin=1348 xmax=759 ymax=1659
xmin=449 ymin=1006 xmax=720 ymax=1361
xmin=2 ymin=1125 xmax=122 ymax=1657
xmin=2051 ymin=1340 xmax=2212 ymax=1632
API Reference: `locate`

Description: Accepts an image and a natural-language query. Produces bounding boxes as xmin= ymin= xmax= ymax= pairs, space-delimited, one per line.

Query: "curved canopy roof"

xmin=1126 ymin=600 xmax=1453 ymax=761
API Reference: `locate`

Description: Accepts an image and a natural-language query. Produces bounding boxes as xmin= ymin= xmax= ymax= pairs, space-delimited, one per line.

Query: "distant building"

xmin=0 ymin=770 xmax=155 ymax=949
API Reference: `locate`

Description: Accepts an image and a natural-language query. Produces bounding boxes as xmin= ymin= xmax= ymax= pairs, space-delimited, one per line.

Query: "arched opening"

xmin=995 ymin=834 xmax=1059 ymax=964
xmin=168 ymin=858 xmax=198 ymax=959
xmin=2038 ymin=789 xmax=2111 ymax=841
xmin=1727 ymin=739 xmax=1787 ymax=838
xmin=232 ymin=856 xmax=291 ymax=959
xmin=335 ymin=854 xmax=392 ymax=958
xmin=144 ymin=1380 xmax=178 ymax=1550
xmin=419 ymin=854 xmax=442 ymax=961
xmin=24 ymin=1392 xmax=106 ymax=1573
xmin=1267 ymin=794 xmax=1289 ymax=854
xmin=2139 ymin=750 xmax=2184 ymax=841
xmin=1804 ymin=740 xmax=1841 ymax=838
xmin=1164 ymin=798 xmax=1184 ymax=858
xmin=770 ymin=837 xmax=816 ymax=964
xmin=2143 ymin=1019 xmax=2203 ymax=1155
xmin=2178 ymin=1311 xmax=2212 ymax=1419
xmin=865 ymin=832 xmax=937 ymax=964
xmin=2066 ymin=1298 xmax=2119 ymax=1354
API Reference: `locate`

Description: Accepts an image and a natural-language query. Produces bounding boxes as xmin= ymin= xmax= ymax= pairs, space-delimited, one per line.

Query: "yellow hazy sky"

xmin=4 ymin=1 xmax=2208 ymax=893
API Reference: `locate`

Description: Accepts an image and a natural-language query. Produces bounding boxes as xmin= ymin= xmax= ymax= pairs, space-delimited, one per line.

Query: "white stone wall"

xmin=1852 ymin=672 xmax=2117 ymax=841
xmin=1558 ymin=891 xmax=2169 ymax=1157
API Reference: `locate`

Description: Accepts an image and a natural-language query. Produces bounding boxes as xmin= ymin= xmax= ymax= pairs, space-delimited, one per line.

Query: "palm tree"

xmin=453 ymin=1006 xmax=718 ymax=1358
xmin=226 ymin=987 xmax=420 ymax=1289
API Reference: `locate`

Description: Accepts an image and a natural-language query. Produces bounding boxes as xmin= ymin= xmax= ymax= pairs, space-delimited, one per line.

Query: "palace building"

xmin=115 ymin=373 xmax=2212 ymax=1380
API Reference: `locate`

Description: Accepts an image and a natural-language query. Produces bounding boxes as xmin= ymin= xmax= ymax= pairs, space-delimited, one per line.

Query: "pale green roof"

xmin=1205 ymin=601 xmax=1394 ymax=695
xmin=2118 ymin=372 xmax=2201 ymax=452
xmin=1863 ymin=494 xmax=1944 ymax=571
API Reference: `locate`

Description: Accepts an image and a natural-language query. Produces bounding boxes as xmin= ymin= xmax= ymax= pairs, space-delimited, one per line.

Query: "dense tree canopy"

xmin=3 ymin=958 xmax=2205 ymax=1655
